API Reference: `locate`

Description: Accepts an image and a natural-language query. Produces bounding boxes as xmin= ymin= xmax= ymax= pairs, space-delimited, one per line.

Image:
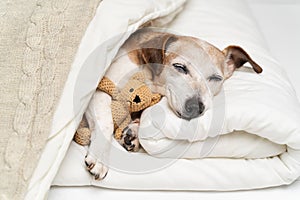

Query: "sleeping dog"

xmin=85 ymin=28 xmax=262 ymax=180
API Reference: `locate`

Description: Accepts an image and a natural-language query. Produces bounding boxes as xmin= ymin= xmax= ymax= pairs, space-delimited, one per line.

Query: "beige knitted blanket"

xmin=0 ymin=0 xmax=101 ymax=199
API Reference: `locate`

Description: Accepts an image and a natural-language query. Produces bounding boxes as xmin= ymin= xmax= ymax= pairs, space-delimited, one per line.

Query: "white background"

xmin=248 ymin=0 xmax=300 ymax=100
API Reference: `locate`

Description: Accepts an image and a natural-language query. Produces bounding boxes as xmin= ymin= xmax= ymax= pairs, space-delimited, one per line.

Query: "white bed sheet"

xmin=48 ymin=0 xmax=300 ymax=199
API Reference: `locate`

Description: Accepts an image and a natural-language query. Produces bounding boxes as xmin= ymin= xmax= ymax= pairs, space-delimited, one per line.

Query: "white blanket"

xmin=52 ymin=0 xmax=300 ymax=192
xmin=26 ymin=0 xmax=185 ymax=199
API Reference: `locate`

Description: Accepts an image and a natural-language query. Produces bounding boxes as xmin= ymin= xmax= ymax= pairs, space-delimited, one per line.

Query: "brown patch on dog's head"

xmin=127 ymin=33 xmax=177 ymax=78
xmin=127 ymin=50 xmax=141 ymax=66
xmin=222 ymin=45 xmax=263 ymax=78
xmin=139 ymin=34 xmax=178 ymax=77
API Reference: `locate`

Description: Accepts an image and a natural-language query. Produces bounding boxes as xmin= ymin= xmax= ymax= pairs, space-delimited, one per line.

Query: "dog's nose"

xmin=184 ymin=96 xmax=205 ymax=120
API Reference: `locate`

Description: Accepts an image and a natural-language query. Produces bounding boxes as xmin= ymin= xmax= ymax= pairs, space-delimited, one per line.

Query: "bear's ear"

xmin=98 ymin=77 xmax=117 ymax=97
xmin=140 ymin=34 xmax=177 ymax=77
xmin=150 ymin=93 xmax=161 ymax=106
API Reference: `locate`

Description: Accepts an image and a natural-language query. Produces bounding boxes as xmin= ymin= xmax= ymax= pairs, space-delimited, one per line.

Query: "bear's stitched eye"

xmin=173 ymin=63 xmax=189 ymax=74
xmin=207 ymin=74 xmax=223 ymax=82
xmin=129 ymin=88 xmax=134 ymax=92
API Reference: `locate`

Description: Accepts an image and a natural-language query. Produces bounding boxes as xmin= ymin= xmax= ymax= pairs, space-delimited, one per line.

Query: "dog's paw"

xmin=119 ymin=119 xmax=140 ymax=152
xmin=85 ymin=153 xmax=108 ymax=180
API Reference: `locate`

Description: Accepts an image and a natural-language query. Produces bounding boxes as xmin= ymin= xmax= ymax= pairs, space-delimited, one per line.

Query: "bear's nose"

xmin=133 ymin=95 xmax=141 ymax=103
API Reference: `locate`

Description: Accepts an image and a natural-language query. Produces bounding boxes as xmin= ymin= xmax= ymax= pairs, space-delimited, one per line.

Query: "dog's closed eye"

xmin=172 ymin=63 xmax=189 ymax=75
xmin=208 ymin=74 xmax=223 ymax=82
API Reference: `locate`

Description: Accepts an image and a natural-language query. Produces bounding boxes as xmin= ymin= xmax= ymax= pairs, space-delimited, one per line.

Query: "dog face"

xmin=160 ymin=38 xmax=224 ymax=120
xmin=131 ymin=31 xmax=262 ymax=120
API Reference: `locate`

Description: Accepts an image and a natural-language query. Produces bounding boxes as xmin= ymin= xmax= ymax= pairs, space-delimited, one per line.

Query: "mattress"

xmin=48 ymin=0 xmax=300 ymax=199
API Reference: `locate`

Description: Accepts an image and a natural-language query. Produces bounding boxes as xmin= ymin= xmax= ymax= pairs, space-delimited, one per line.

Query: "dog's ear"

xmin=140 ymin=34 xmax=177 ymax=76
xmin=222 ymin=45 xmax=263 ymax=78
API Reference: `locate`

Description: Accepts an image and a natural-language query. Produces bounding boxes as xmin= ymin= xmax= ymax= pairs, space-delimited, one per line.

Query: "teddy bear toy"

xmin=74 ymin=71 xmax=161 ymax=146
xmin=98 ymin=71 xmax=161 ymax=140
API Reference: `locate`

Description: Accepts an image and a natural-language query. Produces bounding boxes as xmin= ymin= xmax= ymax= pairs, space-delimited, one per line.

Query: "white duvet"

xmin=28 ymin=0 xmax=300 ymax=198
xmin=26 ymin=0 xmax=185 ymax=199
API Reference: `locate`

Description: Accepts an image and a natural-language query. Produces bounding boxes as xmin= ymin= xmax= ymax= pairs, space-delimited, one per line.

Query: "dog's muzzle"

xmin=182 ymin=96 xmax=204 ymax=120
